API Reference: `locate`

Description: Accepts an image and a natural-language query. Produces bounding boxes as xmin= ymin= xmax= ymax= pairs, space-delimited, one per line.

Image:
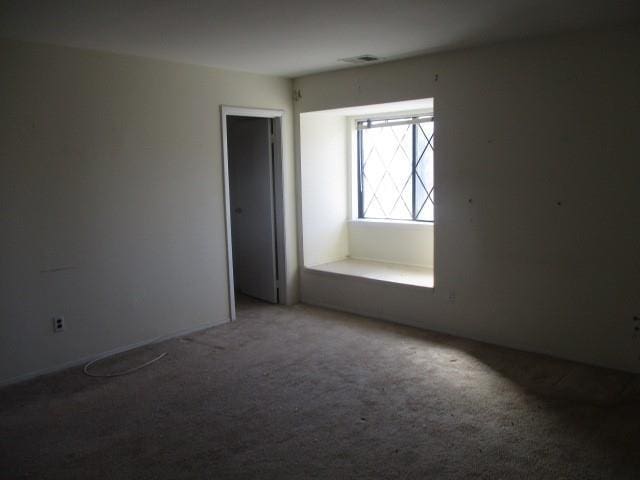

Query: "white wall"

xmin=0 ymin=39 xmax=297 ymax=385
xmin=299 ymin=113 xmax=348 ymax=266
xmin=348 ymin=221 xmax=433 ymax=268
xmin=294 ymin=26 xmax=640 ymax=373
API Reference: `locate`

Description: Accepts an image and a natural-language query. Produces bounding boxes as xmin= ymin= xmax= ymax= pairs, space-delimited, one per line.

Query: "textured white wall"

xmin=348 ymin=221 xmax=434 ymax=268
xmin=0 ymin=39 xmax=297 ymax=384
xmin=299 ymin=113 xmax=349 ymax=266
xmin=295 ymin=27 xmax=640 ymax=372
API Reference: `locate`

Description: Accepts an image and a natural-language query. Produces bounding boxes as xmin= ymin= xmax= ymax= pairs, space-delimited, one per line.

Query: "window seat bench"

xmin=306 ymin=258 xmax=434 ymax=289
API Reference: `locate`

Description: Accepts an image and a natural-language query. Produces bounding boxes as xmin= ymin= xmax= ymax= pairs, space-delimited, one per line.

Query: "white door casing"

xmin=220 ymin=106 xmax=286 ymax=320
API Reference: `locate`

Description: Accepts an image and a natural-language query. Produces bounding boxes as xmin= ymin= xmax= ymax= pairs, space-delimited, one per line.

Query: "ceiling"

xmin=1 ymin=1 xmax=639 ymax=77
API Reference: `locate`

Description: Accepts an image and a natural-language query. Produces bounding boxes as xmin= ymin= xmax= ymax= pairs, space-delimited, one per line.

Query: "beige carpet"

xmin=1 ymin=297 xmax=639 ymax=479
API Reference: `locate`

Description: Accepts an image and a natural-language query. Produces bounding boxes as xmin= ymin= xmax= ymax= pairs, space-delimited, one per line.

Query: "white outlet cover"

xmin=52 ymin=317 xmax=65 ymax=332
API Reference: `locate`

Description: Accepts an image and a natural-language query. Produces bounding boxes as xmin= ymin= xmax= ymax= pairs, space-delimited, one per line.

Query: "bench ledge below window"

xmin=305 ymin=258 xmax=434 ymax=289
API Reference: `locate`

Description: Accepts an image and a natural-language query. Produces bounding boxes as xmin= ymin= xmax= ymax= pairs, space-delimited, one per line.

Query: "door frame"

xmin=220 ymin=106 xmax=286 ymax=320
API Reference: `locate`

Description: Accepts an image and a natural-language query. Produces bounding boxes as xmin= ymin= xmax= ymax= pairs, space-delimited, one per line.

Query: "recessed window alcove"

xmin=300 ymin=98 xmax=435 ymax=288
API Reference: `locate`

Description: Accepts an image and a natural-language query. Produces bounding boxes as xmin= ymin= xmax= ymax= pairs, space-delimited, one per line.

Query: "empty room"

xmin=2 ymin=1 xmax=640 ymax=478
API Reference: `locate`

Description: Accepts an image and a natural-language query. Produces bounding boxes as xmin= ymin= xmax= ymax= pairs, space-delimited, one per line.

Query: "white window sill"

xmin=305 ymin=258 xmax=434 ymax=289
xmin=348 ymin=218 xmax=433 ymax=229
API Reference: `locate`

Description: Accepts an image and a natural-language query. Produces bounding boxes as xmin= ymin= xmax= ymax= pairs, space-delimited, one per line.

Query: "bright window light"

xmin=357 ymin=116 xmax=434 ymax=222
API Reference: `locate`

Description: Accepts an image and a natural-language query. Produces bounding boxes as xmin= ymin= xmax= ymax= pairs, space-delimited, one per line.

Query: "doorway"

xmin=221 ymin=107 xmax=286 ymax=320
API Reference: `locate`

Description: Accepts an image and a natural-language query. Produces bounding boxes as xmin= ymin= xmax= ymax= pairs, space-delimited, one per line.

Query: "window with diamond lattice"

xmin=357 ymin=116 xmax=434 ymax=222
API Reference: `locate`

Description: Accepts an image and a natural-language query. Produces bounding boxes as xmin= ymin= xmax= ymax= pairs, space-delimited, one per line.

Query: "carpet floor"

xmin=1 ymin=298 xmax=640 ymax=479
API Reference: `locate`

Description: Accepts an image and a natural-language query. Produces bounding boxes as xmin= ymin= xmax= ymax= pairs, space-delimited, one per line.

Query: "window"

xmin=357 ymin=115 xmax=434 ymax=222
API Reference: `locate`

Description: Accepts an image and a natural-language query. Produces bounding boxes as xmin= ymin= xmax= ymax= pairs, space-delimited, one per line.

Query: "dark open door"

xmin=227 ymin=116 xmax=278 ymax=303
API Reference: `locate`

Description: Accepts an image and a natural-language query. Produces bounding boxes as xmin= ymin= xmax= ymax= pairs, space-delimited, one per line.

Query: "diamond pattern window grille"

xmin=358 ymin=116 xmax=434 ymax=222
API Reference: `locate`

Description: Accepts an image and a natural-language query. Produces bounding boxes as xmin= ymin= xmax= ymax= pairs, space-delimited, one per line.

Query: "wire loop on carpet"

xmin=83 ymin=352 xmax=168 ymax=377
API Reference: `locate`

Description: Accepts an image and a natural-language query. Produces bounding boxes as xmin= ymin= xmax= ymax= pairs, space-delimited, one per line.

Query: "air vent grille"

xmin=340 ymin=54 xmax=381 ymax=64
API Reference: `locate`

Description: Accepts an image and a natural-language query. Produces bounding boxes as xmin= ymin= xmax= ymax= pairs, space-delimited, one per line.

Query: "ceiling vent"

xmin=340 ymin=54 xmax=381 ymax=65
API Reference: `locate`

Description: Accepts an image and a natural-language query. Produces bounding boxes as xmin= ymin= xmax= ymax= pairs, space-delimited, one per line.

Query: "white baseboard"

xmin=0 ymin=319 xmax=224 ymax=388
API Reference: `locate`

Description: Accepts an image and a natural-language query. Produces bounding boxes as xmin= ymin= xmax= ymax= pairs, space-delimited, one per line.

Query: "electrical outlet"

xmin=52 ymin=316 xmax=65 ymax=333
xmin=448 ymin=290 xmax=456 ymax=303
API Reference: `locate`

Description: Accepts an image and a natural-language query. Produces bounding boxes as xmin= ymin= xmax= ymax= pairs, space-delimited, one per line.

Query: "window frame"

xmin=356 ymin=114 xmax=434 ymax=223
